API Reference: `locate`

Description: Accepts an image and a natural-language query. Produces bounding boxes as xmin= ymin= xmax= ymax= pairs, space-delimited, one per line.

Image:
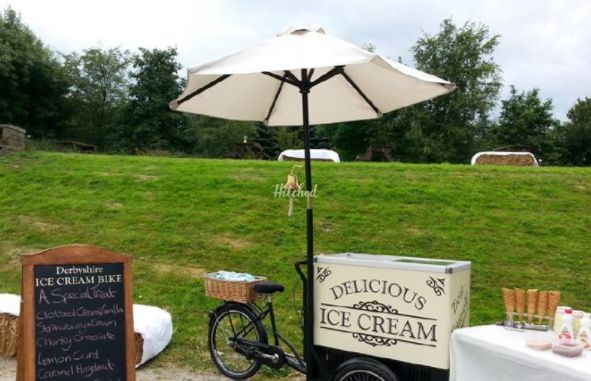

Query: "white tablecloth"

xmin=450 ymin=325 xmax=591 ymax=381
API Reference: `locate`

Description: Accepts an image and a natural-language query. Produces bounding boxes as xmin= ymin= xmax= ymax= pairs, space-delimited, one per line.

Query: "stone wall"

xmin=0 ymin=125 xmax=26 ymax=154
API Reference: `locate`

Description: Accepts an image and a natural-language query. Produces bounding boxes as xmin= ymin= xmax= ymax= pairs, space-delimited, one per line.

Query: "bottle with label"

xmin=553 ymin=306 xmax=571 ymax=334
xmin=557 ymin=308 xmax=574 ymax=344
xmin=573 ymin=310 xmax=584 ymax=334
xmin=577 ymin=313 xmax=591 ymax=349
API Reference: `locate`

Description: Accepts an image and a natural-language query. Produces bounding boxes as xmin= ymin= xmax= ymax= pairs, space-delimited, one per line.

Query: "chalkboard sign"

xmin=17 ymin=245 xmax=135 ymax=381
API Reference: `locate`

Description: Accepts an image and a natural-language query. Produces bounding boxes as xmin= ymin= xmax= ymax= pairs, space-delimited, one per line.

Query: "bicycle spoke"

xmin=211 ymin=309 xmax=261 ymax=376
xmin=228 ymin=312 xmax=237 ymax=336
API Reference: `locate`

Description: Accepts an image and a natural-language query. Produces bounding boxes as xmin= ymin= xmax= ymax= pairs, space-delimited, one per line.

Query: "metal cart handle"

xmin=294 ymin=259 xmax=307 ymax=284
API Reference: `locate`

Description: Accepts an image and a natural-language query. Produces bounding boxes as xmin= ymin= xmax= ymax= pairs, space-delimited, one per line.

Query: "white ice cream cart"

xmin=314 ymin=253 xmax=471 ymax=380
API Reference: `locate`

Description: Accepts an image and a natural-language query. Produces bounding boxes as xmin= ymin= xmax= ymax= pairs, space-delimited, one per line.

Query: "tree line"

xmin=1 ymin=8 xmax=589 ymax=165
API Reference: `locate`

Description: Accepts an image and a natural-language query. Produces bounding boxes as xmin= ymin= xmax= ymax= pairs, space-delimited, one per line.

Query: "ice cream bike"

xmin=204 ymin=254 xmax=470 ymax=381
xmin=170 ymin=25 xmax=461 ymax=380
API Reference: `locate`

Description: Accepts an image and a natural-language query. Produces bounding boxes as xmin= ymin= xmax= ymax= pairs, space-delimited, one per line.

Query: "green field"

xmin=1 ymin=151 xmax=590 ymax=373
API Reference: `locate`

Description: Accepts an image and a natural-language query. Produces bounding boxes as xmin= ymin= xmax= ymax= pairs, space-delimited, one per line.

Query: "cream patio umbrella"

xmin=170 ymin=25 xmax=455 ymax=379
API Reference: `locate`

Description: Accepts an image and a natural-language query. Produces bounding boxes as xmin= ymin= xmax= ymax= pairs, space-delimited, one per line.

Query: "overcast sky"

xmin=3 ymin=0 xmax=590 ymax=120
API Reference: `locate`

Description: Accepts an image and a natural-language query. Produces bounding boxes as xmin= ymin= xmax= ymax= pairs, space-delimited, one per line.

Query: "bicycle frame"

xmin=224 ymin=297 xmax=306 ymax=374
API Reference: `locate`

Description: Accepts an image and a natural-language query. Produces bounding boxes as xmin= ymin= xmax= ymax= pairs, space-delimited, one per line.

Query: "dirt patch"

xmin=134 ymin=174 xmax=158 ymax=181
xmin=574 ymin=183 xmax=587 ymax=192
xmin=212 ymin=235 xmax=253 ymax=250
xmin=319 ymin=220 xmax=336 ymax=233
xmin=141 ymin=191 xmax=156 ymax=201
xmin=96 ymin=171 xmax=122 ymax=177
xmin=405 ymin=226 xmax=425 ymax=236
xmin=17 ymin=215 xmax=61 ymax=233
xmin=228 ymin=173 xmax=265 ymax=182
xmin=0 ymin=358 xmax=15 ymax=381
xmin=152 ymin=262 xmax=207 ymax=279
xmin=105 ymin=202 xmax=125 ymax=210
xmin=2 ymin=244 xmax=43 ymax=269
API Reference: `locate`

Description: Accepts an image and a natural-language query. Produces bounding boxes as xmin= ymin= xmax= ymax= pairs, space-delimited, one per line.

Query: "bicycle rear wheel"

xmin=208 ymin=303 xmax=268 ymax=380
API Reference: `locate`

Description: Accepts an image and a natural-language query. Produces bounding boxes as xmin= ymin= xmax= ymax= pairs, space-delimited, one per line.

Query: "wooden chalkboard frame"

xmin=17 ymin=244 xmax=136 ymax=381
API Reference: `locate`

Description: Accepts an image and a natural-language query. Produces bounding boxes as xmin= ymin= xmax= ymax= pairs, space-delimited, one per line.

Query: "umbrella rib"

xmin=309 ymin=66 xmax=343 ymax=88
xmin=175 ymin=74 xmax=232 ymax=105
xmin=264 ymin=72 xmax=288 ymax=124
xmin=262 ymin=71 xmax=300 ymax=87
xmin=339 ymin=69 xmax=382 ymax=116
xmin=284 ymin=70 xmax=301 ymax=85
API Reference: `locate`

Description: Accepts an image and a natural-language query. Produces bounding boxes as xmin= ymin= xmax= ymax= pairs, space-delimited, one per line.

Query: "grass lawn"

xmin=1 ymin=151 xmax=590 ymax=375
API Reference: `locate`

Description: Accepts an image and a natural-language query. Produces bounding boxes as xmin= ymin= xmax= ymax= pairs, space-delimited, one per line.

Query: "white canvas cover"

xmin=0 ymin=294 xmax=19 ymax=316
xmin=171 ymin=25 xmax=455 ymax=126
xmin=278 ymin=149 xmax=340 ymax=162
xmin=133 ymin=304 xmax=173 ymax=367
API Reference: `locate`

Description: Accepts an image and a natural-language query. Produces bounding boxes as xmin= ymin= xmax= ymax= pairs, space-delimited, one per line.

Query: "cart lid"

xmin=315 ymin=253 xmax=471 ymax=273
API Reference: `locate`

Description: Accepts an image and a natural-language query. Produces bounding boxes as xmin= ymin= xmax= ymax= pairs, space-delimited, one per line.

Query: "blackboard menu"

xmin=34 ymin=263 xmax=126 ymax=381
xmin=17 ymin=245 xmax=135 ymax=381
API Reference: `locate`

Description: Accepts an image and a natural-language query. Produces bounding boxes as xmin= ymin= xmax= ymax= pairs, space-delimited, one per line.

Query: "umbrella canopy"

xmin=170 ymin=25 xmax=455 ymax=126
xmin=171 ymin=25 xmax=455 ymax=380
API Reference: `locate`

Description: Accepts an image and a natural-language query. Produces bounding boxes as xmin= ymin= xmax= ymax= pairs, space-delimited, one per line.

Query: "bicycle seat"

xmin=253 ymin=282 xmax=285 ymax=294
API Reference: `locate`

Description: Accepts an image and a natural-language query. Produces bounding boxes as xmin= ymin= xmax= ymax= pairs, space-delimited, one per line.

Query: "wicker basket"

xmin=204 ymin=273 xmax=266 ymax=303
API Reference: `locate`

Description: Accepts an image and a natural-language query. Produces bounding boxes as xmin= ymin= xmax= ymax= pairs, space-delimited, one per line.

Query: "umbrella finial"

xmin=278 ymin=25 xmax=325 ymax=36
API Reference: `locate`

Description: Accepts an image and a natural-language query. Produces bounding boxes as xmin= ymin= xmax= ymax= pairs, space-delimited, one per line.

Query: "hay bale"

xmin=135 ymin=332 xmax=144 ymax=365
xmin=0 ymin=295 xmax=170 ymax=366
xmin=471 ymin=151 xmax=538 ymax=166
xmin=0 ymin=294 xmax=20 ymax=358
xmin=0 ymin=124 xmax=27 ymax=154
xmin=0 ymin=313 xmax=19 ymax=357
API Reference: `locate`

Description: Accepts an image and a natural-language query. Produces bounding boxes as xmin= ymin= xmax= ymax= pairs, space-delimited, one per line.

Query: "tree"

xmin=122 ymin=47 xmax=189 ymax=152
xmin=320 ymin=122 xmax=371 ymax=161
xmin=277 ymin=127 xmax=303 ymax=152
xmin=489 ymin=86 xmax=557 ymax=158
xmin=554 ymin=97 xmax=591 ymax=166
xmin=252 ymin=122 xmax=280 ymax=159
xmin=0 ymin=7 xmax=70 ymax=138
xmin=308 ymin=126 xmax=331 ymax=149
xmin=385 ymin=19 xmax=502 ymax=163
xmin=188 ymin=116 xmax=255 ymax=157
xmin=62 ymin=47 xmax=130 ymax=146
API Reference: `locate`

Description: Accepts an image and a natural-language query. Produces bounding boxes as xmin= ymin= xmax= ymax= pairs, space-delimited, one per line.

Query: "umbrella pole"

xmin=301 ymin=69 xmax=316 ymax=380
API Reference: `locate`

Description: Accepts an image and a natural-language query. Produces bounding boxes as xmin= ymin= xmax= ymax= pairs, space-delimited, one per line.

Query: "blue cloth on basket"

xmin=212 ymin=271 xmax=256 ymax=282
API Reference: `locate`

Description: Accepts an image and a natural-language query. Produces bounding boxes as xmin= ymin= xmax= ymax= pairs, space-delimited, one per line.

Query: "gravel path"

xmin=0 ymin=358 xmax=227 ymax=381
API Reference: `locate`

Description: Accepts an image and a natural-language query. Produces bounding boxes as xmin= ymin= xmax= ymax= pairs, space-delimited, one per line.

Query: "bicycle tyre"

xmin=208 ymin=302 xmax=268 ymax=380
xmin=330 ymin=357 xmax=399 ymax=381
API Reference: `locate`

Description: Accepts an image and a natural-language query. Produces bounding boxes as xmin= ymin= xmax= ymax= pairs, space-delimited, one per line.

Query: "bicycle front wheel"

xmin=208 ymin=303 xmax=268 ymax=380
xmin=331 ymin=357 xmax=399 ymax=381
